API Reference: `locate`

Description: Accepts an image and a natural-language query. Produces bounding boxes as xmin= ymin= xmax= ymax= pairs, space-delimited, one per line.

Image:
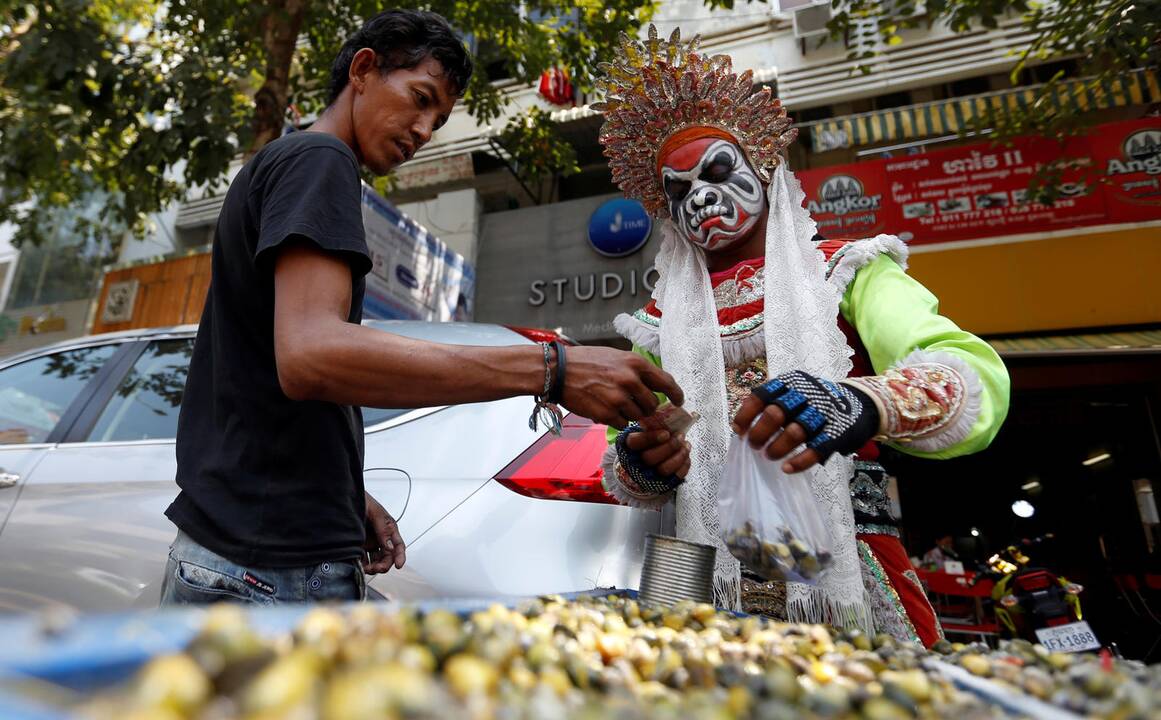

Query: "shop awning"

xmin=804 ymin=68 xmax=1161 ymax=153
xmin=987 ymin=329 xmax=1161 ymax=358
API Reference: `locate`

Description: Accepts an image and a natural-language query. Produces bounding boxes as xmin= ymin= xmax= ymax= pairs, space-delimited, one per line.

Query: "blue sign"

xmin=588 ymin=198 xmax=652 ymax=257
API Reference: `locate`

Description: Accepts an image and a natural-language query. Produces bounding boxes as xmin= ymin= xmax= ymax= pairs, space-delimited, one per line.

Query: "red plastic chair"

xmin=917 ymin=570 xmax=1000 ymax=643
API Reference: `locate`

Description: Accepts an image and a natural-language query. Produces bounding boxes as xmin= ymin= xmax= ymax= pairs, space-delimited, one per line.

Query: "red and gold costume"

xmin=595 ymin=26 xmax=1010 ymax=645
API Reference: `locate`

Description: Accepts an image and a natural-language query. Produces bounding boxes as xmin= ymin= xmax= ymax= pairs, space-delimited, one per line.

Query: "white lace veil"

xmin=651 ymin=163 xmax=873 ymax=629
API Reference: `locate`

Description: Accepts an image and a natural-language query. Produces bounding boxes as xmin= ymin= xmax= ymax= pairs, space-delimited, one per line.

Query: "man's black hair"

xmin=328 ymin=9 xmax=473 ymax=106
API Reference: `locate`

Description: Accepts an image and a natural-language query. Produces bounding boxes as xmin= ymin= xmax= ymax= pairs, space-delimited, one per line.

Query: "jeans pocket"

xmin=172 ymin=560 xmax=264 ymax=605
xmin=307 ymin=560 xmax=364 ymax=602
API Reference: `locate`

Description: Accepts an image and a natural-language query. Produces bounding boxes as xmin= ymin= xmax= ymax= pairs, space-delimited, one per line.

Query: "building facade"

xmin=0 ymin=0 xmax=1158 ymax=654
xmin=392 ymin=1 xmax=1161 ymax=656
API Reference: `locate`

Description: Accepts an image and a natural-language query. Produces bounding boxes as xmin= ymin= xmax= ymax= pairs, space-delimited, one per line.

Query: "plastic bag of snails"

xmin=717 ymin=434 xmax=834 ymax=585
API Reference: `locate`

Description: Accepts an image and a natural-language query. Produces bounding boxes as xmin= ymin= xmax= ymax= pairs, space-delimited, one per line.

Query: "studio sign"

xmin=529 ymin=267 xmax=659 ymax=306
xmin=528 ymin=198 xmax=656 ymax=306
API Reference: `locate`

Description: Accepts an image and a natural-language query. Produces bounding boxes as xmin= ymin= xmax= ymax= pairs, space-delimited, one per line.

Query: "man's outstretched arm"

xmin=272 ymin=240 xmax=683 ymax=428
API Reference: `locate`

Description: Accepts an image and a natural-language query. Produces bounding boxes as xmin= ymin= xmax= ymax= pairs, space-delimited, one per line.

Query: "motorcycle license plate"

xmin=1034 ymin=621 xmax=1100 ymax=653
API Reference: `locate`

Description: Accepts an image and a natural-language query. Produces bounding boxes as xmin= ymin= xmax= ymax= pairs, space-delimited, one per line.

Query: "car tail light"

xmin=1065 ymin=583 xmax=1084 ymax=595
xmin=495 ymin=414 xmax=623 ymax=505
xmin=504 ymin=325 xmax=577 ymax=345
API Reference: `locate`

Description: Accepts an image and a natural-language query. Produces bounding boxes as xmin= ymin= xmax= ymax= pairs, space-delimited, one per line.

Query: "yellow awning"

xmin=806 ymin=68 xmax=1161 ymax=153
xmin=987 ymin=329 xmax=1161 ymax=357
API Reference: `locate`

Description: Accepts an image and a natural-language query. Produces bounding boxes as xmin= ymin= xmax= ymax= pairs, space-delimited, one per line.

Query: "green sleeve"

xmin=839 ymin=254 xmax=1011 ymax=459
xmin=605 ymin=345 xmax=666 ymax=445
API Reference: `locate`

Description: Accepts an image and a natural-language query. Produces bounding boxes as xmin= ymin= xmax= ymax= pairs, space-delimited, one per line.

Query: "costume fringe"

xmin=827 ymin=234 xmax=910 ymax=294
xmin=713 ymin=574 xmax=742 ymax=613
xmin=616 ymin=234 xmax=910 ymax=359
xmin=895 ymin=349 xmax=984 ymax=453
xmin=787 ymin=587 xmax=876 ymax=635
xmin=612 ymin=313 xmax=661 ymax=355
xmin=721 ymin=330 xmax=766 ymax=365
xmin=600 ymin=444 xmax=672 ymax=510
xmin=614 ymin=313 xmax=766 ymax=365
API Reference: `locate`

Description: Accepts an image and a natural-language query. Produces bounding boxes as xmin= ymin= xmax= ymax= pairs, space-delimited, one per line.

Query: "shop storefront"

xmin=890 ymin=340 xmax=1161 ymax=660
xmin=473 ymin=193 xmax=660 ymax=345
xmin=796 ymin=116 xmax=1161 ymax=659
xmin=470 ymin=114 xmax=1161 ymax=658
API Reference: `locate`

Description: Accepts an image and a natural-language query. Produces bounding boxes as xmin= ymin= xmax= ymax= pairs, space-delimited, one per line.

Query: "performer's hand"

xmin=560 ymin=346 xmax=684 ymax=430
xmin=625 ymin=429 xmax=692 ymax=479
xmin=363 ymin=491 xmax=406 ymax=574
xmin=731 ymin=370 xmax=880 ymax=474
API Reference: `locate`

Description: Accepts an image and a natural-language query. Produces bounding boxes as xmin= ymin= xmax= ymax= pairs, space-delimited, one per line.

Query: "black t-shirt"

xmin=166 ymin=131 xmax=372 ymax=568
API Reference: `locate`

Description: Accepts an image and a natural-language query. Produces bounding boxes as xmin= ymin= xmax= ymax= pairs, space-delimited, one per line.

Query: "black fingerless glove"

xmin=751 ymin=370 xmax=880 ymax=463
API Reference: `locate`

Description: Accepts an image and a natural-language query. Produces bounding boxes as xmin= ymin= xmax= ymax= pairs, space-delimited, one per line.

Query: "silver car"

xmin=0 ymin=322 xmax=663 ymax=615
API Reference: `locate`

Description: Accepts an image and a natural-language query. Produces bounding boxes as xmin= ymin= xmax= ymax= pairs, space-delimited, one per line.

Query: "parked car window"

xmin=73 ymin=334 xmax=409 ymax=440
xmin=0 ymin=344 xmax=120 ymax=445
xmin=362 ymin=406 xmax=411 ymax=427
xmin=87 ymin=339 xmax=194 ymax=442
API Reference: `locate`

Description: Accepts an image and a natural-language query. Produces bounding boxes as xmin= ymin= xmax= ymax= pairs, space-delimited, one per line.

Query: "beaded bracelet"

xmin=528 ymin=342 xmax=563 ymax=435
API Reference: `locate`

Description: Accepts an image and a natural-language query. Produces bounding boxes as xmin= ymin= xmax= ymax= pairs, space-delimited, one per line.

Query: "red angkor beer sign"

xmin=1098 ymin=119 xmax=1161 ymax=223
xmin=798 ymin=169 xmax=889 ymax=239
xmin=796 ymin=117 xmax=1161 ymax=246
xmin=884 ymin=136 xmax=1107 ymax=244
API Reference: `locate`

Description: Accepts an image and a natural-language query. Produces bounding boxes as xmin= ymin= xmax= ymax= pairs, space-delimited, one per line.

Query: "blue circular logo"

xmin=588 ymin=198 xmax=652 ymax=257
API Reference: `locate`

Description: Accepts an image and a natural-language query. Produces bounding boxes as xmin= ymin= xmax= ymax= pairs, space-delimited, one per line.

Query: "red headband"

xmin=657 ymin=127 xmax=740 ymax=174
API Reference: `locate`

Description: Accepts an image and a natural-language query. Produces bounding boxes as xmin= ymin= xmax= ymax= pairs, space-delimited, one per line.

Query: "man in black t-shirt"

xmin=161 ymin=10 xmax=685 ymax=605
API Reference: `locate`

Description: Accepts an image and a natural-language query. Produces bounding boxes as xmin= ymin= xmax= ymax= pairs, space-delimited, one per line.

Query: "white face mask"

xmin=660 ymin=139 xmax=766 ymax=251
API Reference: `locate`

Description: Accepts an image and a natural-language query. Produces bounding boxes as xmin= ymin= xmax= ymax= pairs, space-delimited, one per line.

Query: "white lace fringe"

xmin=895 ymin=349 xmax=984 ymax=453
xmin=714 ymin=574 xmax=742 ymax=611
xmin=787 ymin=590 xmax=877 ymax=634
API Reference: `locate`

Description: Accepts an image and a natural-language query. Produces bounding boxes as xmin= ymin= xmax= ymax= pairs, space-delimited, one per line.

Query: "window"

xmin=0 ymin=344 xmax=119 ymax=445
xmin=948 ymin=75 xmax=991 ymax=98
xmin=83 ymin=336 xmax=409 ymax=438
xmin=873 ymin=91 xmax=912 ymax=111
xmin=362 ymin=406 xmax=413 ymax=428
xmin=87 ymin=339 xmax=193 ymax=442
xmin=1028 ymin=59 xmax=1080 ymax=85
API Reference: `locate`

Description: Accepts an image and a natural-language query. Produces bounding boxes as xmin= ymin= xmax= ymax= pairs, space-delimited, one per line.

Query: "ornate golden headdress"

xmin=592 ymin=25 xmax=798 ymax=217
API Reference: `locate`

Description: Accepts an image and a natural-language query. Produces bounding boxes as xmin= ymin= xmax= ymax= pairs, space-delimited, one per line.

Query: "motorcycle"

xmin=986 ymin=536 xmax=1099 ymax=653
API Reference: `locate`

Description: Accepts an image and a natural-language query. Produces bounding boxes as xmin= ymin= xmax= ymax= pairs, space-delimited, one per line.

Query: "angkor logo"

xmin=1107 ymin=129 xmax=1161 ymax=176
xmin=809 ymin=174 xmax=882 ymax=216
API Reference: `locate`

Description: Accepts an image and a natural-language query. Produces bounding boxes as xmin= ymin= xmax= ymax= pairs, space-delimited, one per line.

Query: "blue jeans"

xmin=159 ymin=530 xmax=366 ymax=606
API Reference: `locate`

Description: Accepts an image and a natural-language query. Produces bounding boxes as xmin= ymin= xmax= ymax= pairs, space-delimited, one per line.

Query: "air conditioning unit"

xmin=775 ymin=0 xmax=828 ymax=13
xmin=793 ymin=4 xmax=832 ymax=39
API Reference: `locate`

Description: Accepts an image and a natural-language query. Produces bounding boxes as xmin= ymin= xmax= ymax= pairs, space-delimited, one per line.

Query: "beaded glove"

xmin=603 ymin=422 xmax=684 ymax=508
xmin=751 ymin=371 xmax=880 ymax=462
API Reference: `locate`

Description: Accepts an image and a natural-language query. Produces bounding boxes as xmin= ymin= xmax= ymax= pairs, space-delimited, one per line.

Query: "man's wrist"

xmin=526 ymin=344 xmax=555 ymax=397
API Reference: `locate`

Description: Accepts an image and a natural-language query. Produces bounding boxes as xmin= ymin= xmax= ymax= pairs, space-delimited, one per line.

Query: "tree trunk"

xmin=248 ymin=0 xmax=309 ymax=155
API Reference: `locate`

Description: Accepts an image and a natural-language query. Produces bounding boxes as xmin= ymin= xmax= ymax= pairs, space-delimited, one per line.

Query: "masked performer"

xmin=596 ymin=27 xmax=1010 ymax=647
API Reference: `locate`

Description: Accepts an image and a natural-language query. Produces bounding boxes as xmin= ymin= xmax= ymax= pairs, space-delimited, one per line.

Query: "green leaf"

xmin=0 ymin=0 xmax=666 ymax=249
